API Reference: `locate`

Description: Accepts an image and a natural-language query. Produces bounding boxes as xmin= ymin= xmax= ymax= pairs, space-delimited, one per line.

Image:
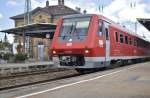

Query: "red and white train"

xmin=50 ymin=14 xmax=150 ymax=73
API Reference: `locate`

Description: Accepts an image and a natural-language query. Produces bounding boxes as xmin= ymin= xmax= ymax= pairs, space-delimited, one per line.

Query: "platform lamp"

xmin=98 ymin=0 xmax=104 ymax=15
xmin=130 ymin=0 xmax=137 ymax=34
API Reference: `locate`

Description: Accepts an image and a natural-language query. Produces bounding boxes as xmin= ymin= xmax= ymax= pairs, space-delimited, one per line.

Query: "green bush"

xmin=0 ymin=43 xmax=5 ymax=50
xmin=3 ymin=53 xmax=13 ymax=61
xmin=15 ymin=53 xmax=28 ymax=61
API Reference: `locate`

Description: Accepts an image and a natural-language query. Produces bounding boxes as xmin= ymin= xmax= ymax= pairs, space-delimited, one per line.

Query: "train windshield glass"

xmin=58 ymin=17 xmax=90 ymax=41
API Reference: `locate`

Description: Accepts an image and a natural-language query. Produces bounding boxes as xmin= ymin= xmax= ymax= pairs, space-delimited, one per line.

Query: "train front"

xmin=51 ymin=14 xmax=98 ymax=70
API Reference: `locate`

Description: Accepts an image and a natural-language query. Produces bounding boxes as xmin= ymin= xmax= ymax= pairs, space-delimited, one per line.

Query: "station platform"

xmin=0 ymin=61 xmax=54 ymax=75
xmin=0 ymin=61 xmax=54 ymax=68
xmin=15 ymin=61 xmax=150 ymax=98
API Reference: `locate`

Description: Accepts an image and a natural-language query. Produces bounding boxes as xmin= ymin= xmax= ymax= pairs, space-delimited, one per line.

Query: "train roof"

xmin=62 ymin=14 xmax=150 ymax=43
xmin=62 ymin=14 xmax=94 ymax=19
xmin=105 ymin=17 xmax=150 ymax=43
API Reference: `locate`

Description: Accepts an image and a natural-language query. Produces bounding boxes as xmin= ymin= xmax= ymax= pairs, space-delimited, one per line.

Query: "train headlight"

xmin=52 ymin=50 xmax=56 ymax=54
xmin=85 ymin=50 xmax=89 ymax=54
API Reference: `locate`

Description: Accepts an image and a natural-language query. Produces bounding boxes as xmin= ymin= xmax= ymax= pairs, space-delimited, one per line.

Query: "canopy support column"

xmin=23 ymin=31 xmax=26 ymax=53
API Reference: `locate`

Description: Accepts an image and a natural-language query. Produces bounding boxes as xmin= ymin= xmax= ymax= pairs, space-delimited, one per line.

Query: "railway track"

xmin=1 ymin=61 xmax=147 ymax=91
xmin=0 ymin=63 xmax=134 ymax=90
xmin=0 ymin=69 xmax=79 ymax=90
xmin=0 ymin=68 xmax=67 ymax=79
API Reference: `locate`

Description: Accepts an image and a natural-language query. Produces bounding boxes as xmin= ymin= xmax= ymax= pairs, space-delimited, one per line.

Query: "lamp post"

xmin=24 ymin=0 xmax=32 ymax=56
xmin=98 ymin=0 xmax=104 ymax=14
xmin=130 ymin=0 xmax=137 ymax=34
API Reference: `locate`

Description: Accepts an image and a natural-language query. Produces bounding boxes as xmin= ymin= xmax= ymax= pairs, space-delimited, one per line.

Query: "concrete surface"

xmin=0 ymin=61 xmax=54 ymax=75
xmin=1 ymin=62 xmax=150 ymax=98
xmin=0 ymin=61 xmax=54 ymax=68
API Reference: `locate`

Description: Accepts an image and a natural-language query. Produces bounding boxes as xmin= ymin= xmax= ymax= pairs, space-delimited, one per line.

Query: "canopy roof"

xmin=137 ymin=18 xmax=150 ymax=31
xmin=0 ymin=23 xmax=56 ymax=38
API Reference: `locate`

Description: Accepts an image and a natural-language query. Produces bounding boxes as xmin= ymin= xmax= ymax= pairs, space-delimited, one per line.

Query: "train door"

xmin=98 ymin=19 xmax=105 ymax=67
xmin=104 ymin=21 xmax=110 ymax=66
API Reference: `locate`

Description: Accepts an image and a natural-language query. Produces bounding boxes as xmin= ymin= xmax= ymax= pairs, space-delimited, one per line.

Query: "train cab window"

xmin=104 ymin=21 xmax=109 ymax=40
xmin=125 ymin=36 xmax=128 ymax=44
xmin=120 ymin=34 xmax=124 ymax=43
xmin=98 ymin=20 xmax=102 ymax=36
xmin=115 ymin=32 xmax=118 ymax=42
xmin=58 ymin=17 xmax=91 ymax=41
xmin=105 ymin=28 xmax=109 ymax=40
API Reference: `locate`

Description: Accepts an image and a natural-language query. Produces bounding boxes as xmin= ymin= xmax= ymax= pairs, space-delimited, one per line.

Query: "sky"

xmin=0 ymin=0 xmax=150 ymax=43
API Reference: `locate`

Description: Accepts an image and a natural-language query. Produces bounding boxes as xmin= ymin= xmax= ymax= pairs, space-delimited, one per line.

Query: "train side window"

xmin=115 ymin=32 xmax=118 ymax=42
xmin=134 ymin=39 xmax=137 ymax=46
xmin=120 ymin=33 xmax=124 ymax=43
xmin=98 ymin=20 xmax=102 ymax=36
xmin=129 ymin=38 xmax=132 ymax=45
xmin=137 ymin=39 xmax=139 ymax=47
xmin=125 ymin=36 xmax=128 ymax=44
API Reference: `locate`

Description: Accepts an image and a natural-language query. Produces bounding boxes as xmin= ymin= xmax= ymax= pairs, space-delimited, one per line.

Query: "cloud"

xmin=66 ymin=0 xmax=150 ymax=40
xmin=118 ymin=3 xmax=150 ymax=22
xmin=101 ymin=0 xmax=150 ymax=40
xmin=0 ymin=13 xmax=3 ymax=19
xmin=31 ymin=0 xmax=58 ymax=9
xmin=8 ymin=34 xmax=14 ymax=43
xmin=24 ymin=0 xmax=150 ymax=40
xmin=103 ymin=0 xmax=150 ymax=22
xmin=31 ymin=0 xmax=98 ymax=13
xmin=6 ymin=0 xmax=17 ymax=6
xmin=66 ymin=0 xmax=99 ymax=14
xmin=31 ymin=0 xmax=46 ymax=9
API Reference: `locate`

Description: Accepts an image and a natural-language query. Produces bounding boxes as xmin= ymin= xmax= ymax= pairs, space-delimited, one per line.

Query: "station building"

xmin=3 ymin=0 xmax=149 ymax=62
xmin=9 ymin=0 xmax=79 ymax=61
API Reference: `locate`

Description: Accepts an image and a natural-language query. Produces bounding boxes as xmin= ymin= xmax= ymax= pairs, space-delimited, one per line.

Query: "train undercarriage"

xmin=53 ymin=55 xmax=150 ymax=74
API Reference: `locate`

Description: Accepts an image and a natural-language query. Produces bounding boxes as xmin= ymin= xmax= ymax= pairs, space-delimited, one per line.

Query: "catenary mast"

xmin=24 ymin=0 xmax=32 ymax=55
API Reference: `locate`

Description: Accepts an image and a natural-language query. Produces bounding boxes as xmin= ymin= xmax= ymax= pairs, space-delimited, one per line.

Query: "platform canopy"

xmin=0 ymin=23 xmax=56 ymax=39
xmin=137 ymin=18 xmax=150 ymax=31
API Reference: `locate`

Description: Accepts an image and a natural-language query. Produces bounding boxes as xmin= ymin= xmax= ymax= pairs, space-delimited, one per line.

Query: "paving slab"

xmin=20 ymin=62 xmax=150 ymax=98
xmin=0 ymin=61 xmax=54 ymax=68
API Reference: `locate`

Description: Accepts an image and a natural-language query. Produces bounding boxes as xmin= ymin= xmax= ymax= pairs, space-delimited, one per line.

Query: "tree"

xmin=0 ymin=43 xmax=5 ymax=50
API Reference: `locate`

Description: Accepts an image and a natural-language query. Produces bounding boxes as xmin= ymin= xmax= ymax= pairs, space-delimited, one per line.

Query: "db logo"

xmin=134 ymin=50 xmax=137 ymax=53
xmin=66 ymin=43 xmax=72 ymax=46
xmin=99 ymin=40 xmax=103 ymax=47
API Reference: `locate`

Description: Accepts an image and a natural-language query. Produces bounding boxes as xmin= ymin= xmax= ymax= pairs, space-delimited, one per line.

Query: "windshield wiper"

xmin=70 ymin=22 xmax=80 ymax=39
xmin=63 ymin=23 xmax=74 ymax=40
xmin=72 ymin=22 xmax=80 ymax=40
